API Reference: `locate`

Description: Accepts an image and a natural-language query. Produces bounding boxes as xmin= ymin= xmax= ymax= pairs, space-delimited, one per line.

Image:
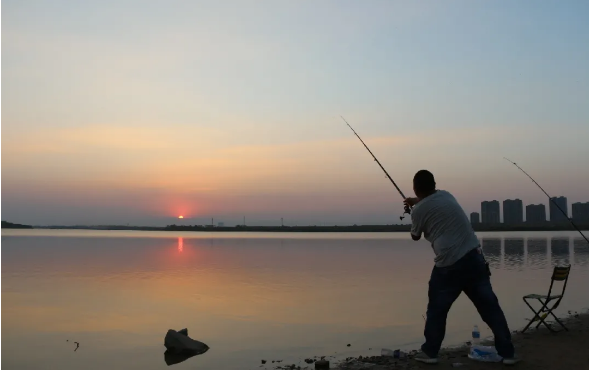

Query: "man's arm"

xmin=404 ymin=198 xmax=422 ymax=242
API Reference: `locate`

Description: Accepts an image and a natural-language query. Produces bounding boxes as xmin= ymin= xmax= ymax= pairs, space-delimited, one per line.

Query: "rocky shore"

xmin=260 ymin=311 xmax=589 ymax=370
xmin=336 ymin=311 xmax=589 ymax=370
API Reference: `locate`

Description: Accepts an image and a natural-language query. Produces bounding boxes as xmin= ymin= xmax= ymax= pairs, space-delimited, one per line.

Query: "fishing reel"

xmin=400 ymin=204 xmax=411 ymax=220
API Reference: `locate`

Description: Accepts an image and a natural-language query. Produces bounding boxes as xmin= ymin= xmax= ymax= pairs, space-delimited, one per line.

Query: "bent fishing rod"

xmin=504 ymin=157 xmax=589 ymax=245
xmin=341 ymin=116 xmax=411 ymax=220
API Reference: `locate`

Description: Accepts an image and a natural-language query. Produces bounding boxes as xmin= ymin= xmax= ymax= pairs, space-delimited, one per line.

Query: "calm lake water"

xmin=2 ymin=230 xmax=589 ymax=369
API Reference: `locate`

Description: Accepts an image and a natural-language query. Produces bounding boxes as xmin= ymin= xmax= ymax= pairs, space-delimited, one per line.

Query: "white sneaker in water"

xmin=413 ymin=352 xmax=439 ymax=364
xmin=503 ymin=355 xmax=522 ymax=365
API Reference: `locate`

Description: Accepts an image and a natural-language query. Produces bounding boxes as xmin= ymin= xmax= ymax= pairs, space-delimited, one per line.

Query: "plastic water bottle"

xmin=381 ymin=348 xmax=395 ymax=356
xmin=472 ymin=325 xmax=480 ymax=345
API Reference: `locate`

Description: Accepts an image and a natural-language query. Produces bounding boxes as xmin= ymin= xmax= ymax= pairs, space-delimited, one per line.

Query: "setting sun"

xmin=178 ymin=215 xmax=184 ymax=219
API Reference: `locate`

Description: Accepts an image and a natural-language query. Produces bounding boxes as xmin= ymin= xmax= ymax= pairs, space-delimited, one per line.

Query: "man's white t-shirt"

xmin=410 ymin=190 xmax=480 ymax=267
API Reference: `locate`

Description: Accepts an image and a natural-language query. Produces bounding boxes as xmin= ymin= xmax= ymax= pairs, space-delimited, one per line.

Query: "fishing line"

xmin=342 ymin=116 xmax=411 ymax=220
xmin=504 ymin=157 xmax=589 ymax=245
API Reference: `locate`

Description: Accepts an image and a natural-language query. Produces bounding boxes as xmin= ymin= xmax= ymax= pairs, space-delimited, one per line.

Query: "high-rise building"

xmin=572 ymin=202 xmax=589 ymax=223
xmin=481 ymin=200 xmax=500 ymax=224
xmin=526 ymin=204 xmax=546 ymax=223
xmin=503 ymin=199 xmax=523 ymax=224
xmin=470 ymin=212 xmax=480 ymax=224
xmin=549 ymin=196 xmax=568 ymax=222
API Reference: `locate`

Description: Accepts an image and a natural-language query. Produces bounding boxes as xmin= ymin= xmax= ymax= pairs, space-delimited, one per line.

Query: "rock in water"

xmin=164 ymin=350 xmax=197 ymax=366
xmin=164 ymin=329 xmax=210 ymax=366
xmin=164 ymin=329 xmax=209 ymax=354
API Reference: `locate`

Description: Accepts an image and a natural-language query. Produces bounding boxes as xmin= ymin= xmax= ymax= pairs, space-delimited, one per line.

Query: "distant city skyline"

xmin=573 ymin=202 xmax=589 ymax=223
xmin=526 ymin=204 xmax=546 ymax=224
xmin=550 ymin=196 xmax=569 ymax=223
xmin=472 ymin=196 xmax=589 ymax=225
xmin=503 ymin=199 xmax=524 ymax=224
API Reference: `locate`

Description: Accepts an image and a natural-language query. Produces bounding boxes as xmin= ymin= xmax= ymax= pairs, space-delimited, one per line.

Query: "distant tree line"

xmin=165 ymin=224 xmax=412 ymax=232
xmin=1 ymin=221 xmax=33 ymax=229
xmin=164 ymin=222 xmax=589 ymax=233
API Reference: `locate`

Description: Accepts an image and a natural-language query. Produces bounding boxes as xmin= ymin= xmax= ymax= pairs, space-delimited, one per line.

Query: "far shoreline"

xmin=23 ymin=223 xmax=589 ymax=233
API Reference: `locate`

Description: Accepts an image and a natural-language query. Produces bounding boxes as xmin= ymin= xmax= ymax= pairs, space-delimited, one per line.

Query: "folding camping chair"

xmin=521 ymin=264 xmax=571 ymax=333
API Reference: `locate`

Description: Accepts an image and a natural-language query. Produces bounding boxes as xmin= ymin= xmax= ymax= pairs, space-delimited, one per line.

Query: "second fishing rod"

xmin=341 ymin=116 xmax=412 ymax=220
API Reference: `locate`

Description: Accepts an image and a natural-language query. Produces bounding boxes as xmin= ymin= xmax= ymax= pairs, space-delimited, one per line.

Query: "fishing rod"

xmin=341 ymin=116 xmax=411 ymax=220
xmin=504 ymin=157 xmax=589 ymax=245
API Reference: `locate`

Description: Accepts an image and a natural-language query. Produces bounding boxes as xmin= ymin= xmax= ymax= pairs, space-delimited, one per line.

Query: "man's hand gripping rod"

xmin=342 ymin=116 xmax=411 ymax=220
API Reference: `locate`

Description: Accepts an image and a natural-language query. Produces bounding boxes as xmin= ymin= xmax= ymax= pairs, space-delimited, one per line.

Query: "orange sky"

xmin=3 ymin=1 xmax=589 ymax=226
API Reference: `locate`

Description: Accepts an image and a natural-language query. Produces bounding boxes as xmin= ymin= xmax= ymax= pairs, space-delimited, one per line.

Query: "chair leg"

xmin=535 ymin=316 xmax=555 ymax=332
xmin=523 ymin=297 xmax=556 ymax=333
xmin=522 ymin=298 xmax=543 ymax=333
xmin=548 ymin=310 xmax=569 ymax=332
xmin=530 ymin=298 xmax=567 ymax=333
xmin=534 ymin=298 xmax=558 ymax=332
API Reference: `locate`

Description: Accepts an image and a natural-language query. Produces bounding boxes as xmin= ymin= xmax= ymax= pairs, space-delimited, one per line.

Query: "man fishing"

xmin=404 ymin=170 xmax=519 ymax=365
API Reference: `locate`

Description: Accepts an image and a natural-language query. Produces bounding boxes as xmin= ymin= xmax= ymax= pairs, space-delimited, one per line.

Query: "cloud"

xmin=2 ymin=122 xmax=527 ymax=189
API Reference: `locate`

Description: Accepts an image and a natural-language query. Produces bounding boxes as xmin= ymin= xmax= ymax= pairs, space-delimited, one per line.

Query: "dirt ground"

xmin=334 ymin=311 xmax=589 ymax=370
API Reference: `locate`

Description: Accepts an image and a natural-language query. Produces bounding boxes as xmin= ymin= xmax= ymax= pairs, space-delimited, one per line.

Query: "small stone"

xmin=315 ymin=360 xmax=329 ymax=370
xmin=347 ymin=343 xmax=351 ymax=347
xmin=262 ymin=360 xmax=267 ymax=364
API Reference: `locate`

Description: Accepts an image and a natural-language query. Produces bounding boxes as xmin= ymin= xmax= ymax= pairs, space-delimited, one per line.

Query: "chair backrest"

xmin=551 ymin=265 xmax=571 ymax=281
xmin=547 ymin=264 xmax=571 ymax=298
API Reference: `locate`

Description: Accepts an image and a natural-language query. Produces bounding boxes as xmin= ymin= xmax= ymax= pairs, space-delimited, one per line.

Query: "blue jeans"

xmin=421 ymin=248 xmax=515 ymax=358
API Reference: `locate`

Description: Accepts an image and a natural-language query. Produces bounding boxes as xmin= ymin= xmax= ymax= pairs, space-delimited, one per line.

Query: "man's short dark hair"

xmin=413 ymin=170 xmax=436 ymax=194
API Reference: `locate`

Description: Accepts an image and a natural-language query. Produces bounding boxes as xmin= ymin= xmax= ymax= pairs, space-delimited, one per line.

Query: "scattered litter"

xmin=468 ymin=345 xmax=502 ymax=362
xmin=381 ymin=348 xmax=394 ymax=356
xmin=380 ymin=348 xmax=406 ymax=359
xmin=74 ymin=342 xmax=80 ymax=352
xmin=338 ymin=359 xmax=376 ymax=369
